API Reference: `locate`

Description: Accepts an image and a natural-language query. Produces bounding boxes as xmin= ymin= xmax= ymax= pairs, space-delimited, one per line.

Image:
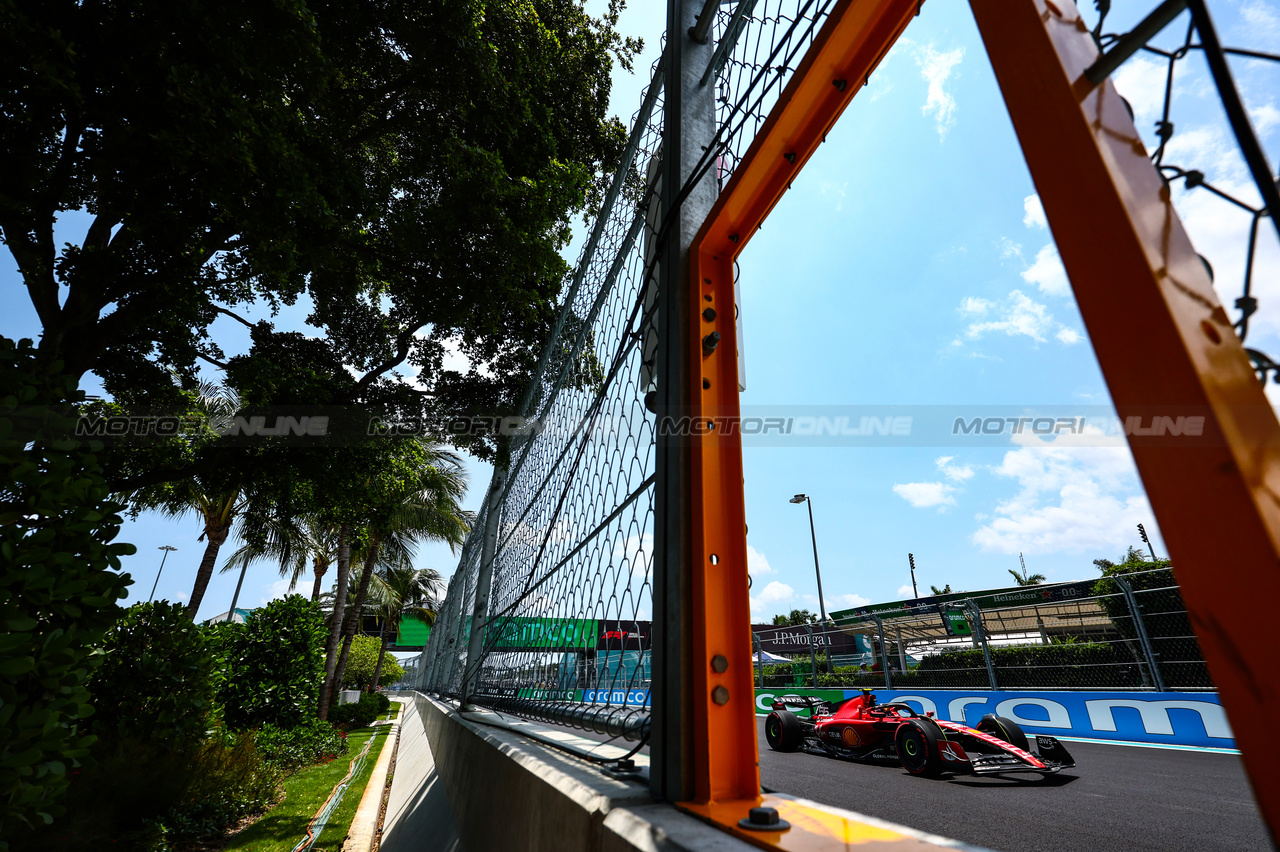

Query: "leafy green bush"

xmin=328 ymin=700 xmax=378 ymax=729
xmin=341 ymin=634 xmax=404 ymax=689
xmin=89 ymin=602 xmax=219 ymax=743
xmin=0 ymin=339 xmax=134 ymax=843
xmin=256 ymin=719 xmax=349 ymax=772
xmin=13 ymin=732 xmax=280 ymax=852
xmin=364 ymin=691 xmax=391 ymax=715
xmin=145 ymin=733 xmax=282 ymax=845
xmin=216 ymin=595 xmax=327 ymax=730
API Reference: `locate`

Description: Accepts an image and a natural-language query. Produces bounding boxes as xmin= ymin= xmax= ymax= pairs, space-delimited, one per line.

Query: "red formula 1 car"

xmin=764 ymin=690 xmax=1076 ymax=777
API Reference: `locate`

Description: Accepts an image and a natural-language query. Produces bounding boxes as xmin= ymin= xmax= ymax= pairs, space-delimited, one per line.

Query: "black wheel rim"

xmin=900 ymin=731 xmax=925 ymax=769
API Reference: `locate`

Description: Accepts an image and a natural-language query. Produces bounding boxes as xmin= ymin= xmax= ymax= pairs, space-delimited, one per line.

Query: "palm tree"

xmin=328 ymin=445 xmax=472 ymax=702
xmin=368 ymin=562 xmax=444 ymax=689
xmin=119 ymin=382 xmax=249 ymax=620
xmin=1008 ymin=566 xmax=1046 ymax=586
xmin=221 ymin=514 xmax=341 ymax=601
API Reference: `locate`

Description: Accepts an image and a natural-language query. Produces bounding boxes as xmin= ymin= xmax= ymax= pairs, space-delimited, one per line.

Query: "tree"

xmin=771 ymin=609 xmax=818 ymax=626
xmin=368 ymin=563 xmax=443 ymax=689
xmin=341 ymin=635 xmax=403 ymax=690
xmin=1008 ymin=567 xmax=1046 ymax=586
xmin=329 ymin=442 xmax=470 ymax=702
xmin=223 ymin=514 xmax=341 ymax=603
xmin=930 ymin=584 xmax=952 ymax=595
xmin=2 ymin=0 xmax=640 ymax=471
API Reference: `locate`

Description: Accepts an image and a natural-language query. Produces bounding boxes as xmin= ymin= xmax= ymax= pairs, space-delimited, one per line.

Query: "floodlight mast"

xmin=148 ymin=545 xmax=177 ymax=603
xmin=789 ymin=494 xmax=832 ymax=672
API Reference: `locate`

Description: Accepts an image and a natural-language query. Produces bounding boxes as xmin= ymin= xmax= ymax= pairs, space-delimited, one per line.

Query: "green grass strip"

xmin=223 ymin=725 xmax=390 ymax=852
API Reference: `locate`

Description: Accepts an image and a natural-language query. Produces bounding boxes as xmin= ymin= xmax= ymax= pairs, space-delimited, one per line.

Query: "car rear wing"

xmin=771 ymin=695 xmax=832 ymax=713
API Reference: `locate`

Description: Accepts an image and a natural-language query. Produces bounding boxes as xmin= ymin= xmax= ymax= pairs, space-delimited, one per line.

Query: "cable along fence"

xmin=754 ymin=568 xmax=1212 ymax=692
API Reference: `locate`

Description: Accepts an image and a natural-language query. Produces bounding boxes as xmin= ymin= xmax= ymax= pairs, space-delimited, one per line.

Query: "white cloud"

xmin=1241 ymin=0 xmax=1280 ymax=35
xmin=826 ymin=592 xmax=871 ymax=609
xmin=1111 ymin=57 xmax=1169 ymax=124
xmin=913 ymin=44 xmax=964 ymax=138
xmin=959 ymin=296 xmax=992 ymax=315
xmin=1021 ymin=244 xmax=1071 ymax=297
xmin=972 ymin=430 xmax=1157 ymax=555
xmin=260 ymin=577 xmax=294 ymax=606
xmin=1056 ymin=327 xmax=1083 ymax=345
xmin=747 ymin=544 xmax=774 ymax=576
xmin=897 ymin=584 xmax=915 ymax=598
xmin=997 ymin=236 xmax=1024 ymax=262
xmin=1023 ymin=194 xmax=1047 ymax=230
xmin=959 ymin=290 xmax=1054 ymax=343
xmin=892 ymin=481 xmax=957 ymax=508
xmin=1251 ymin=103 xmax=1280 ymax=137
xmin=936 ymin=455 xmax=974 ymax=482
xmin=750 ymin=581 xmax=795 ymax=617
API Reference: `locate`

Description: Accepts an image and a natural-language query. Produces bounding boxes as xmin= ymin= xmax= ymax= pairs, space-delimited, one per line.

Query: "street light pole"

xmin=1137 ymin=523 xmax=1157 ymax=560
xmin=149 ymin=545 xmax=177 ymax=603
xmin=790 ymin=494 xmax=832 ymax=673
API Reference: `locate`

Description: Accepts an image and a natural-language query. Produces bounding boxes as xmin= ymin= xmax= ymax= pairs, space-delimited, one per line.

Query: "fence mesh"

xmin=414 ymin=0 xmax=1258 ymax=737
xmin=414 ymin=0 xmax=846 ymax=738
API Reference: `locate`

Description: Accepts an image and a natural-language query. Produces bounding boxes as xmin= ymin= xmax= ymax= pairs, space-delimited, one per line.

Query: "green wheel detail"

xmin=765 ymin=710 xmax=803 ymax=752
xmin=895 ymin=719 xmax=944 ymax=777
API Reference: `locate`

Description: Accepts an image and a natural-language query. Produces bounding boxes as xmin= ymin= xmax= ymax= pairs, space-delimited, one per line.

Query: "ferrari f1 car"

xmin=764 ymin=690 xmax=1076 ymax=777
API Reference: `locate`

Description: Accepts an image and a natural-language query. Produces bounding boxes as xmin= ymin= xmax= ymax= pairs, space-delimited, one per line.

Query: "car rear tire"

xmin=978 ymin=714 xmax=1029 ymax=752
xmin=895 ymin=719 xmax=944 ymax=777
xmin=765 ymin=710 xmax=804 ymax=752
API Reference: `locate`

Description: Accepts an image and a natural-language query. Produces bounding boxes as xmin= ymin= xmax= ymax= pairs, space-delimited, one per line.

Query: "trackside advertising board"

xmin=754 ymin=688 xmax=1234 ymax=750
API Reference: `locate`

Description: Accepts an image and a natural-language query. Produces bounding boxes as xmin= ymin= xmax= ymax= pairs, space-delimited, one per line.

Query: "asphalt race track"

xmin=756 ymin=718 xmax=1275 ymax=852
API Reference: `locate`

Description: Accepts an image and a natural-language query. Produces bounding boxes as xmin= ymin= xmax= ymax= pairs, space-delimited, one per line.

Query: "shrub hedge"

xmin=0 ymin=339 xmax=134 ymax=843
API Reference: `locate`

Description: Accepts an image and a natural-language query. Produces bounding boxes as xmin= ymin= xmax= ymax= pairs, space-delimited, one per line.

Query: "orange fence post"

xmin=678 ymin=0 xmax=922 ymax=829
xmin=970 ymin=0 xmax=1280 ymax=834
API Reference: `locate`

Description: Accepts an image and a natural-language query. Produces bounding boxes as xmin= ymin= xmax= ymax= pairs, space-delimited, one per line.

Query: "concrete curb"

xmin=342 ymin=700 xmax=404 ymax=852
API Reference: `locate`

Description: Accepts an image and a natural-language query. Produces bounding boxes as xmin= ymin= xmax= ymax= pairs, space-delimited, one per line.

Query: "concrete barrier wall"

xmin=411 ymin=692 xmax=759 ymax=852
xmin=755 ymin=688 xmax=1234 ymax=750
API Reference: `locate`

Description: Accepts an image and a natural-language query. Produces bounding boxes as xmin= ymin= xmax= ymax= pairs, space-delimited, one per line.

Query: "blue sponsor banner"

xmin=753 ymin=688 xmax=1233 ymax=750
xmin=582 ymin=688 xmax=651 ymax=707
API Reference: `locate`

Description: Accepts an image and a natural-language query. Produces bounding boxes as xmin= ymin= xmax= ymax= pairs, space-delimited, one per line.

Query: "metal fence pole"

xmin=652 ymin=0 xmax=718 ymax=802
xmin=967 ymin=600 xmax=998 ymax=690
xmin=1115 ymin=575 xmax=1166 ymax=692
xmin=754 ymin=633 xmax=763 ymax=688
xmin=459 ymin=473 xmax=506 ymax=711
xmin=873 ymin=616 xmax=891 ymax=689
xmin=807 ymin=624 xmax=818 ymax=689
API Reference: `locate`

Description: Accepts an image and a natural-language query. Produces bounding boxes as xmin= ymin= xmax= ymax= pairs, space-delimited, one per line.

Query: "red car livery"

xmin=765 ymin=690 xmax=1076 ymax=777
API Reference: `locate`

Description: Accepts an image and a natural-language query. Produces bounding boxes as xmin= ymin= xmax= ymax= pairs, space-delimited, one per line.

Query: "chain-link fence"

xmin=761 ymin=569 xmax=1214 ymax=691
xmin=412 ymin=0 xmax=852 ymax=742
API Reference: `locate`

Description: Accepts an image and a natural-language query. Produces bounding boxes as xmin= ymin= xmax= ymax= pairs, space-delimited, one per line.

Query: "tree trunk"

xmin=317 ymin=523 xmax=351 ymax=720
xmin=332 ymin=536 xmax=378 ymax=697
xmin=311 ymin=556 xmax=328 ymax=602
xmin=185 ymin=520 xmax=230 ymax=620
xmin=371 ymin=614 xmax=394 ymax=685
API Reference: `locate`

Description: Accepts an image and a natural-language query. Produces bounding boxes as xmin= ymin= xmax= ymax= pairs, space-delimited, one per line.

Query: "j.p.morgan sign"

xmin=754 ymin=688 xmax=1233 ymax=750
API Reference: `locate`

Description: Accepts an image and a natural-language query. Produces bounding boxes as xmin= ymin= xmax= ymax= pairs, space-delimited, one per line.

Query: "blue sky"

xmin=4 ymin=0 xmax=1278 ymax=627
